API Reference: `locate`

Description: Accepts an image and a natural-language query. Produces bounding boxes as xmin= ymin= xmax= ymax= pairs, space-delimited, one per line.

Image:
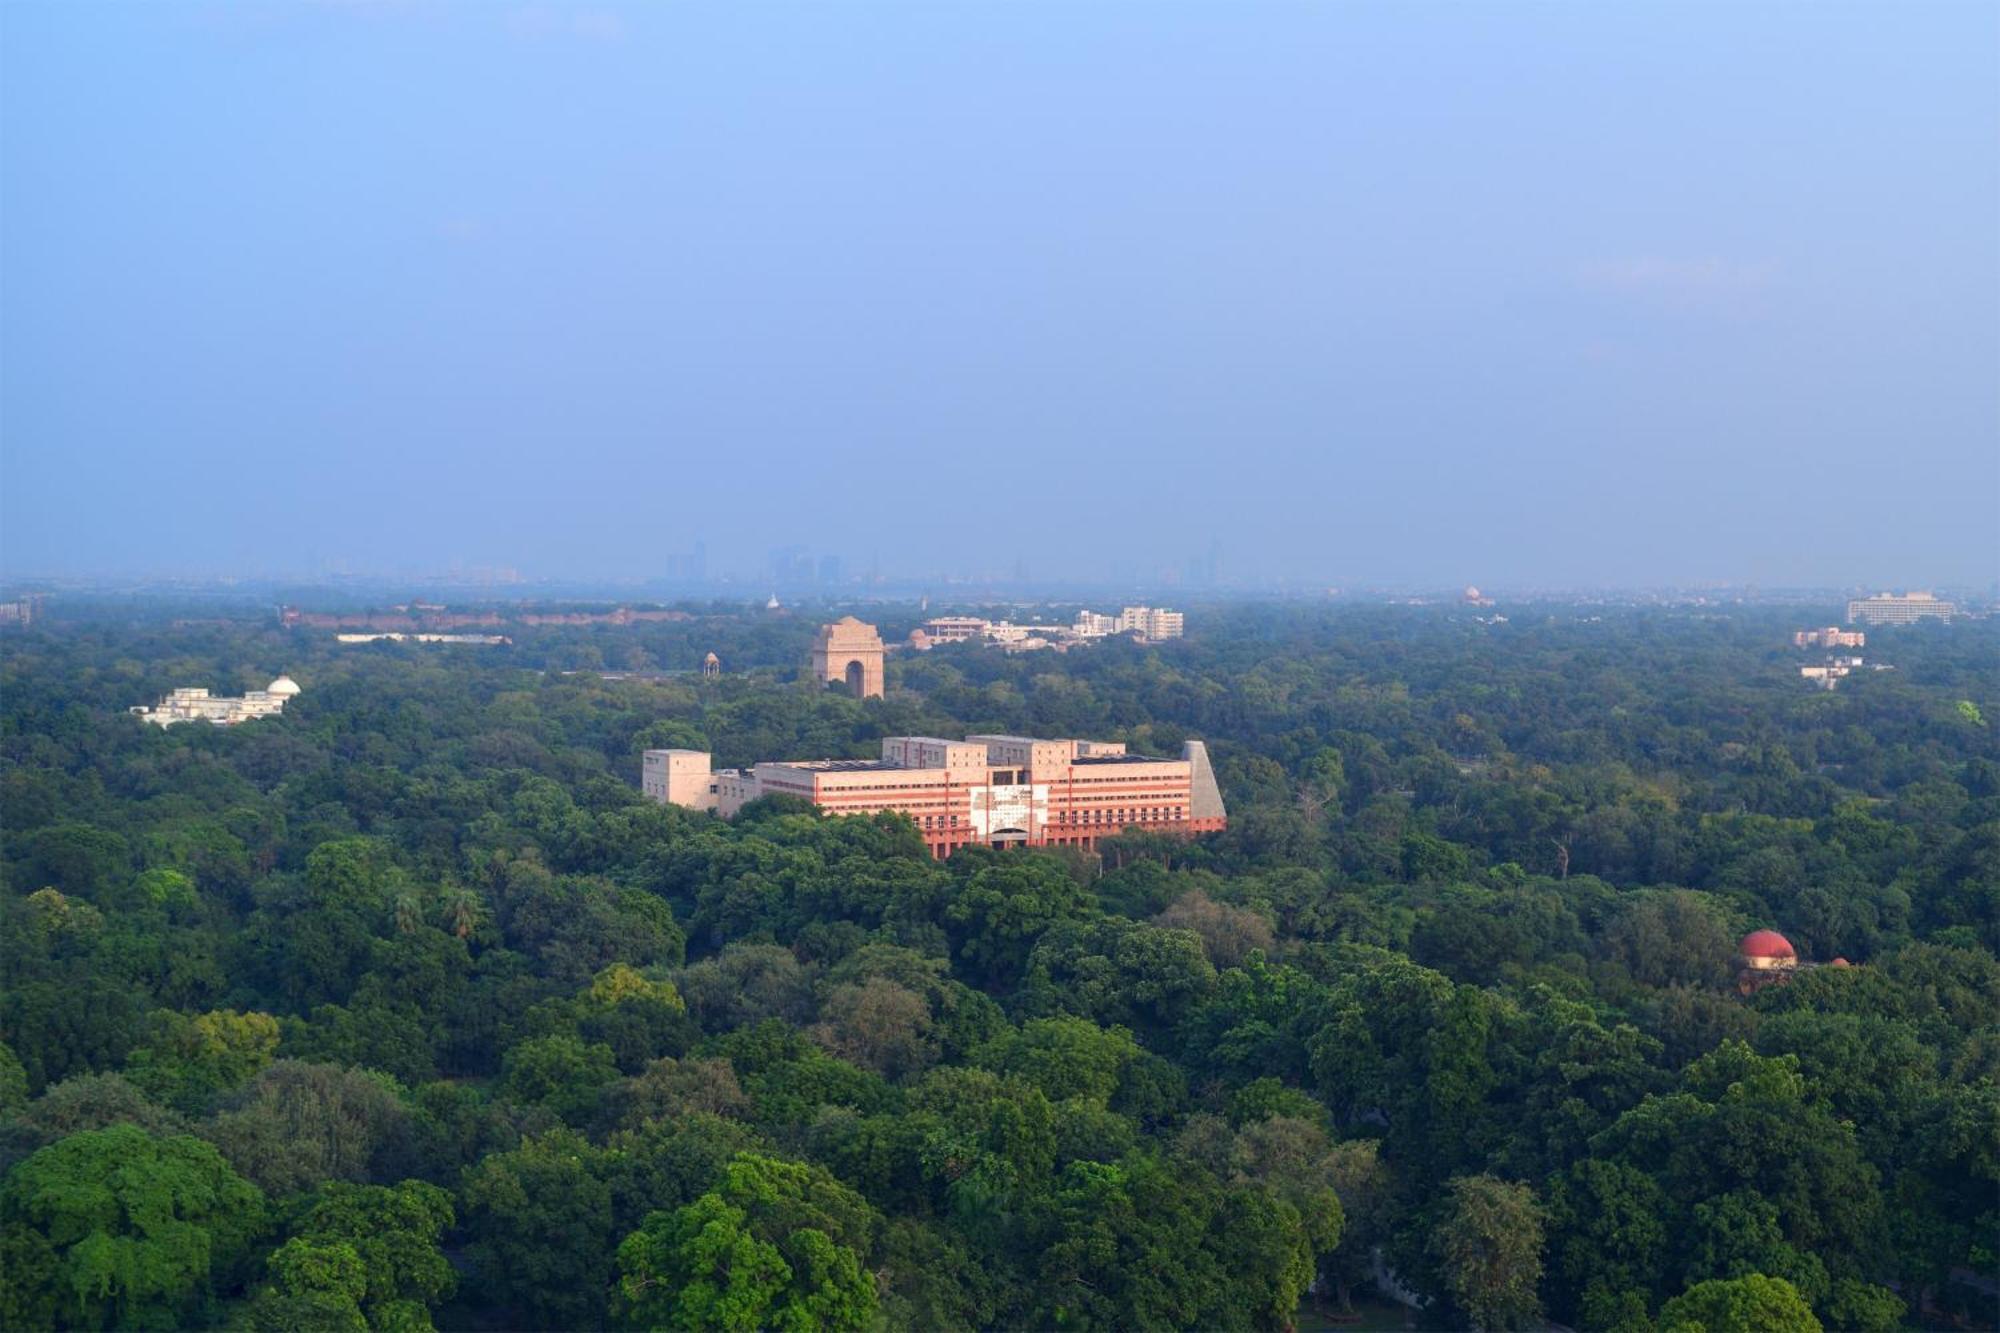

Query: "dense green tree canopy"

xmin=1 ymin=601 xmax=1994 ymax=1328
xmin=0 ymin=1124 xmax=265 ymax=1329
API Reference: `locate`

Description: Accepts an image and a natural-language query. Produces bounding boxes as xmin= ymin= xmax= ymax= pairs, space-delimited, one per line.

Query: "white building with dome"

xmin=131 ymin=676 xmax=300 ymax=727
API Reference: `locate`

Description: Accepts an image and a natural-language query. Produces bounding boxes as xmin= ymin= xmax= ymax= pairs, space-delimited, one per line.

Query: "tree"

xmin=1019 ymin=918 xmax=1217 ymax=1034
xmin=612 ymin=1152 xmax=877 ymax=1333
xmin=1545 ymin=1158 xmax=1669 ymax=1327
xmin=676 ymin=944 xmax=817 ymax=1033
xmin=0 ymin=1124 xmax=266 ymax=1329
xmin=1428 ymin=1174 xmax=1546 ymax=1331
xmin=242 ymin=1238 xmax=370 ymax=1332
xmin=1594 ymin=1042 xmax=1887 ymax=1301
xmin=614 ymin=1193 xmax=789 ymax=1332
xmin=1597 ymin=890 xmax=1736 ymax=990
xmin=599 ymin=1056 xmax=750 ymax=1132
xmin=124 ymin=1008 xmax=281 ymax=1115
xmin=247 ymin=1181 xmax=455 ymax=1329
xmin=809 ymin=979 xmax=937 ymax=1079
xmin=1028 ymin=1153 xmax=1313 ymax=1331
xmin=1154 ymin=889 xmax=1276 ymax=969
xmin=1658 ymin=1274 xmax=1821 ymax=1333
xmin=0 ymin=1073 xmax=188 ymax=1172
xmin=539 ymin=963 xmax=699 ymax=1072
xmin=1182 ymin=954 xmax=1330 ymax=1088
xmin=943 ymin=858 xmax=1094 ymax=988
xmin=1220 ymin=1115 xmax=1347 ymax=1261
xmin=874 ymin=1217 xmax=1006 ymax=1332
xmin=0 ymin=1041 xmax=29 ymax=1115
xmin=901 ymin=1066 xmax=1059 ymax=1213
xmin=6 ymin=597 xmax=1999 ymax=1333
xmin=436 ymin=884 xmax=489 ymax=941
xmin=500 ymin=1034 xmax=620 ymax=1124
xmin=459 ymin=1129 xmax=617 ymax=1328
xmin=202 ymin=1061 xmax=417 ymax=1197
xmin=1324 ymin=1138 xmax=1391 ymax=1312
xmin=973 ymin=1016 xmax=1141 ymax=1106
xmin=0 ymin=975 xmax=148 ymax=1094
xmin=1819 ymin=1278 xmax=1903 ymax=1333
xmin=13 ymin=823 xmax=131 ymax=901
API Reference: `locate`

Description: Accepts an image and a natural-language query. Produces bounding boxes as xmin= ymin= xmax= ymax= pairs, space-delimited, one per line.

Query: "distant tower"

xmin=702 ymin=652 xmax=721 ymax=679
xmin=765 ymin=593 xmax=782 ymax=611
xmin=812 ymin=617 xmax=886 ymax=699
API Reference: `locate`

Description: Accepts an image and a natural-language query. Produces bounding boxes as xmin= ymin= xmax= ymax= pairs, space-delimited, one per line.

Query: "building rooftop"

xmin=773 ymin=758 xmax=899 ymax=772
xmin=1741 ymin=929 xmax=1796 ymax=958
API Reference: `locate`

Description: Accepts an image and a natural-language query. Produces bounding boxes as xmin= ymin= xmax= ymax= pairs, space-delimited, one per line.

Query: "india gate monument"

xmin=812 ymin=617 xmax=885 ymax=699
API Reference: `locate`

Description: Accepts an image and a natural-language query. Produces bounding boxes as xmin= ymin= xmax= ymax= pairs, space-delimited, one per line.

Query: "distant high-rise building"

xmin=1115 ymin=606 xmax=1184 ymax=640
xmin=817 ymin=554 xmax=844 ymax=585
xmin=1847 ymin=592 xmax=1957 ymax=625
xmin=1186 ymin=537 xmax=1222 ymax=585
xmin=770 ymin=545 xmax=814 ymax=586
xmin=663 ymin=541 xmax=708 ymax=582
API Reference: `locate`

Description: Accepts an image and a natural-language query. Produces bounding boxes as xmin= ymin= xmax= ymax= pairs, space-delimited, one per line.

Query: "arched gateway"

xmin=812 ymin=617 xmax=885 ymax=699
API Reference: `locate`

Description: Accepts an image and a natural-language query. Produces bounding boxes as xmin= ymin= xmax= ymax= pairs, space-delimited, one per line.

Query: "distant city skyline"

xmin=2 ymin=3 xmax=1995 ymax=587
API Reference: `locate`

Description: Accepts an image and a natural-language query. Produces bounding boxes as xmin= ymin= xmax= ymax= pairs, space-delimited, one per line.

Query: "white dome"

xmin=266 ymin=675 xmax=301 ymax=696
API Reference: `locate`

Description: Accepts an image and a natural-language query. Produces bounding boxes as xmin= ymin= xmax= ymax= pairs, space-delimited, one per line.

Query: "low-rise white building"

xmin=1072 ymin=610 xmax=1121 ymax=637
xmin=336 ymin=632 xmax=511 ymax=645
xmin=911 ymin=606 xmax=1187 ymax=652
xmin=1800 ymin=656 xmax=1891 ymax=690
xmin=920 ymin=616 xmax=989 ymax=644
xmin=131 ymin=676 xmax=300 ymax=727
xmin=1073 ymin=606 xmax=1184 ymax=640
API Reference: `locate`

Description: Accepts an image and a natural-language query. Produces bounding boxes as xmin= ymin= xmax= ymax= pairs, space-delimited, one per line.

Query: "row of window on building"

xmin=911 ymin=806 xmax=1187 ymax=829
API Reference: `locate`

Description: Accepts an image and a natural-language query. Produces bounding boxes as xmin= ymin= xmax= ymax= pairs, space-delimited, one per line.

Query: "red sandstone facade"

xmin=644 ymin=734 xmax=1226 ymax=859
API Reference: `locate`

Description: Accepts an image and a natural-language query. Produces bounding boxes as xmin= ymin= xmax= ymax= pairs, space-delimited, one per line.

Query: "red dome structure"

xmin=1740 ymin=929 xmax=1795 ymax=958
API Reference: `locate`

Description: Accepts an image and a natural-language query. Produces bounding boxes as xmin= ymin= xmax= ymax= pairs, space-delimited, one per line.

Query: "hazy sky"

xmin=3 ymin=2 xmax=1995 ymax=588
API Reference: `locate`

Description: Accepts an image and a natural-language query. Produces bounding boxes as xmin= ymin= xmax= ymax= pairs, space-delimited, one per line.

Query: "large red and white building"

xmin=645 ymin=734 xmax=1226 ymax=858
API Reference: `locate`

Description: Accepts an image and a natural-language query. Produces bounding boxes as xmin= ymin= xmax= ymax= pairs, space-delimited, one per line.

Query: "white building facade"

xmin=131 ymin=676 xmax=301 ymax=727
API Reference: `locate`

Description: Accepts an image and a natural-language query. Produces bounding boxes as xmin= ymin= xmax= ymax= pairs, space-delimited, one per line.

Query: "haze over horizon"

xmin=2 ymin=3 xmax=1995 ymax=589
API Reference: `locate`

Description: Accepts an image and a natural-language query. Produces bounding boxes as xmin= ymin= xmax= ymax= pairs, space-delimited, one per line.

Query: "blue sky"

xmin=2 ymin=2 xmax=1995 ymax=587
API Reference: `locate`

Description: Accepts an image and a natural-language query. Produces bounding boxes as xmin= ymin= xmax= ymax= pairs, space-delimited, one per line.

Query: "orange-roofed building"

xmin=1737 ymin=929 xmax=1800 ymax=994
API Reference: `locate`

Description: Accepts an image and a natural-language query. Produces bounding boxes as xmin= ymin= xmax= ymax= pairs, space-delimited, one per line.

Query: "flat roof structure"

xmin=643 ymin=732 xmax=1226 ymax=859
